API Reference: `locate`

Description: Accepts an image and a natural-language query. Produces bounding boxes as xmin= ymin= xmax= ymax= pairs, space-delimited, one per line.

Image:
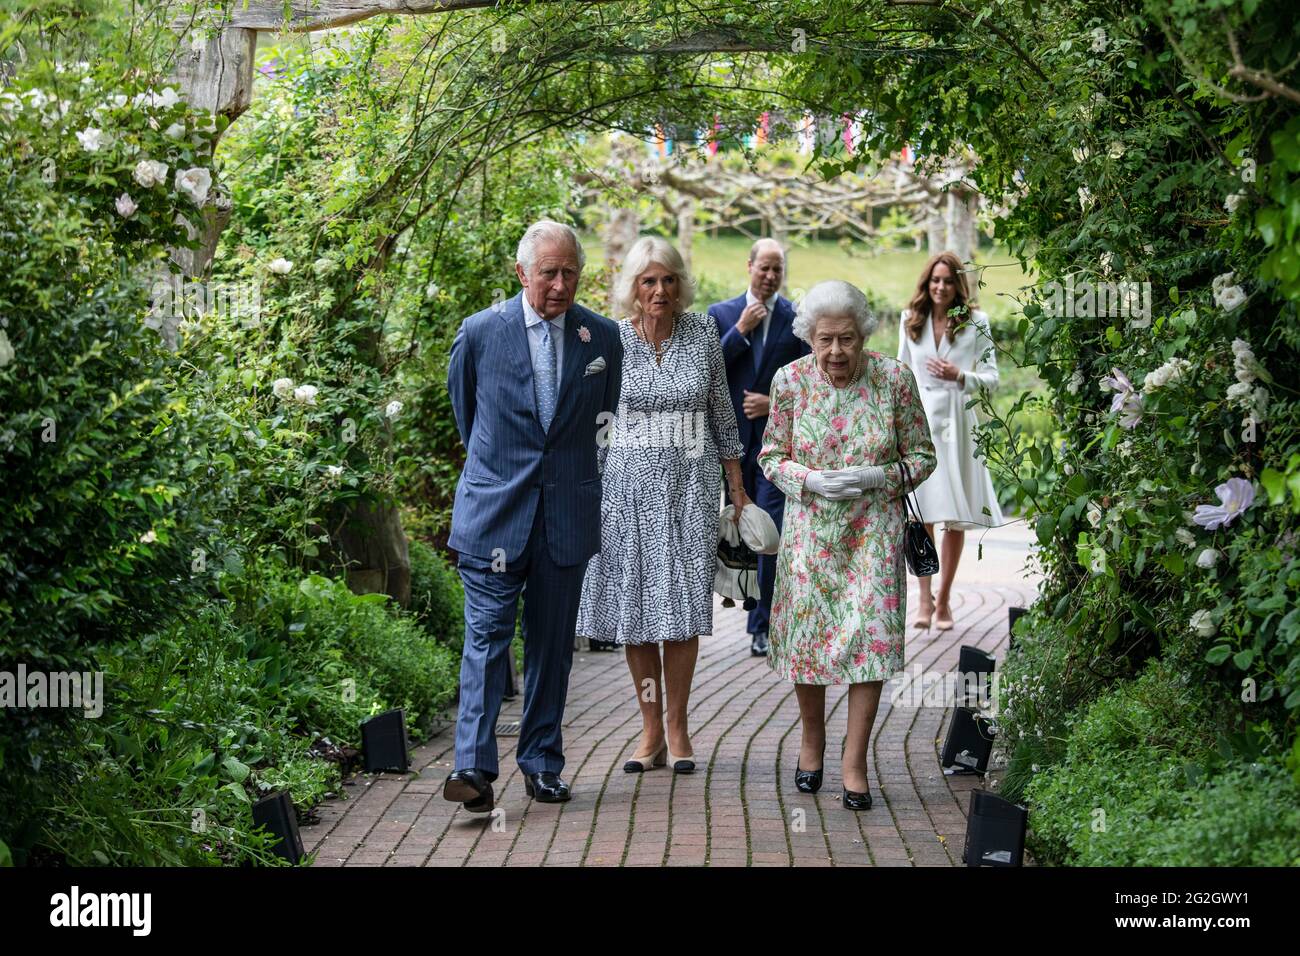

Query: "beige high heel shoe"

xmin=914 ymin=598 xmax=934 ymax=629
xmin=623 ymin=744 xmax=667 ymax=773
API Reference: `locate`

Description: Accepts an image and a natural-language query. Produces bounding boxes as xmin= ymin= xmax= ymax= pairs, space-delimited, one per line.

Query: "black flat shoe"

xmin=841 ymin=786 xmax=873 ymax=811
xmin=444 ymin=768 xmax=494 ymax=812
xmin=750 ymin=631 xmax=769 ymax=656
xmin=524 ymin=771 xmax=571 ymax=803
xmin=795 ymin=746 xmax=825 ymax=794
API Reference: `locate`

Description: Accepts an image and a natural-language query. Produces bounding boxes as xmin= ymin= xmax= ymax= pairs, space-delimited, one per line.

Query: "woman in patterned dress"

xmin=576 ymin=236 xmax=750 ymax=774
xmin=759 ymin=280 xmax=936 ymax=810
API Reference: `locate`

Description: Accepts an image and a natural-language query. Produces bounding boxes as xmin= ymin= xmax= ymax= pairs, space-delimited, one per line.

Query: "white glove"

xmin=804 ymin=469 xmax=863 ymax=500
xmin=840 ymin=465 xmax=887 ymax=492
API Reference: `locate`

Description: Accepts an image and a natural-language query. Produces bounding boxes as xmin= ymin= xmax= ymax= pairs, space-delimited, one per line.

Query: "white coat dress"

xmin=895 ymin=309 xmax=1005 ymax=530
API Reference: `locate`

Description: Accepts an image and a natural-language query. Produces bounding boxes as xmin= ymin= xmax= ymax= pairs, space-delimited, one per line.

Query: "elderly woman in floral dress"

xmin=759 ymin=280 xmax=936 ymax=810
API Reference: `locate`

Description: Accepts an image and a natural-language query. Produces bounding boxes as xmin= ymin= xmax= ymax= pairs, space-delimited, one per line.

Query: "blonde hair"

xmin=613 ymin=236 xmax=696 ymax=318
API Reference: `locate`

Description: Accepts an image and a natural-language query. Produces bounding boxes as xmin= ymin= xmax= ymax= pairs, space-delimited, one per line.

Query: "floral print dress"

xmin=758 ymin=352 xmax=936 ymax=684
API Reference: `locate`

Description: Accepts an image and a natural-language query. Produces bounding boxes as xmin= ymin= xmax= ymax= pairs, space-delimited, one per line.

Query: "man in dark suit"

xmin=709 ymin=239 xmax=811 ymax=657
xmin=444 ymin=221 xmax=622 ymax=810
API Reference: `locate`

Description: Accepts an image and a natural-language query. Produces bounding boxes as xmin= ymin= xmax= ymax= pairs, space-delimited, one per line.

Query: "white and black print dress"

xmin=576 ymin=310 xmax=745 ymax=644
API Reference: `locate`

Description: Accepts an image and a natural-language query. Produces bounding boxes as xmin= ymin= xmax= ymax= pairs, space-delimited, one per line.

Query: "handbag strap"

xmin=897 ymin=457 xmax=927 ymax=525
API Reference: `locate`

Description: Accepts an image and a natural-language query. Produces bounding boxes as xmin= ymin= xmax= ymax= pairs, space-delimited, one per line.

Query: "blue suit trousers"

xmin=454 ymin=497 xmax=587 ymax=779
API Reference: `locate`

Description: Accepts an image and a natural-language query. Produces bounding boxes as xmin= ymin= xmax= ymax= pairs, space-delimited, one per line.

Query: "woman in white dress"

xmin=576 ymin=236 xmax=750 ymax=774
xmin=895 ymin=251 xmax=1004 ymax=630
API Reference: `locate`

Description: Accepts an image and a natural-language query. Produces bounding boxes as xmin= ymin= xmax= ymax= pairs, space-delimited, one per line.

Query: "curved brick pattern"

xmin=303 ymin=525 xmax=1037 ymax=867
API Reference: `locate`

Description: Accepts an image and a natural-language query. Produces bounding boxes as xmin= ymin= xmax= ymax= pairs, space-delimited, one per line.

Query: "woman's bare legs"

xmin=934 ymin=527 xmax=965 ymax=627
xmin=624 ymin=644 xmax=665 ymax=758
xmin=916 ymin=523 xmax=937 ymax=626
xmin=662 ymin=637 xmax=699 ymax=757
xmin=842 ymin=681 xmax=883 ymax=793
xmin=794 ymin=684 xmax=827 ymax=771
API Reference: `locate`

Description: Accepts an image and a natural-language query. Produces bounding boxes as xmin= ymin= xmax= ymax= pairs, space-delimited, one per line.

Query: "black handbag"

xmin=898 ymin=459 xmax=940 ymax=577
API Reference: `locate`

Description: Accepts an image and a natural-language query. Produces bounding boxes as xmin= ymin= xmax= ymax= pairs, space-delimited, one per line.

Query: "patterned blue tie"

xmin=535 ymin=319 xmax=558 ymax=432
xmin=752 ymin=311 xmax=766 ymax=373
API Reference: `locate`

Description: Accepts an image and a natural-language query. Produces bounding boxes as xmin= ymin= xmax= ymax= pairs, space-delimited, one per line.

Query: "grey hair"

xmin=793 ymin=280 xmax=878 ymax=343
xmin=613 ymin=235 xmax=696 ymax=318
xmin=516 ymin=219 xmax=586 ymax=273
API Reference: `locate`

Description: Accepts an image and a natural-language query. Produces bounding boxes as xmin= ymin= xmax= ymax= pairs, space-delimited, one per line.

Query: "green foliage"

xmin=8 ymin=557 xmax=459 ymax=866
xmin=408 ymin=538 xmax=465 ymax=651
xmin=1023 ymin=653 xmax=1299 ymax=866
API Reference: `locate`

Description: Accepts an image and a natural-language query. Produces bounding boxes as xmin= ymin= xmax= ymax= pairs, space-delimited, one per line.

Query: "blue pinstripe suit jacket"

xmin=447 ymin=291 xmax=623 ymax=567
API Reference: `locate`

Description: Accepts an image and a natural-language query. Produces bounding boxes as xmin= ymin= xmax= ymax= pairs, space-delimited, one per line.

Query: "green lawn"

xmin=583 ymin=233 xmax=1040 ymax=395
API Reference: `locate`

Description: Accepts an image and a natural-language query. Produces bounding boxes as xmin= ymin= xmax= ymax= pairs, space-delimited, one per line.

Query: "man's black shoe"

xmin=750 ymin=630 xmax=769 ymax=656
xmin=444 ymin=768 xmax=494 ymax=812
xmin=523 ymin=771 xmax=571 ymax=803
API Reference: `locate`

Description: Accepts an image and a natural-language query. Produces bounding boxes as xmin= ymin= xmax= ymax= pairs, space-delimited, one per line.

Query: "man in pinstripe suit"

xmin=443 ymin=221 xmax=623 ymax=811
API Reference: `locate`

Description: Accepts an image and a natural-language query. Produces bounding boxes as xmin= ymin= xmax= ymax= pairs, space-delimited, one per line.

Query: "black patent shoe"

xmin=841 ymin=786 xmax=873 ymax=811
xmin=444 ymin=768 xmax=494 ymax=813
xmin=524 ymin=771 xmax=572 ymax=803
xmin=750 ymin=631 xmax=769 ymax=656
xmin=795 ymin=747 xmax=825 ymax=794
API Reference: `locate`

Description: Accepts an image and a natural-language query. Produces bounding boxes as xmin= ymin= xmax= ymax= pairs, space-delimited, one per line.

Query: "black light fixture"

xmin=252 ymin=791 xmax=305 ymax=864
xmin=1008 ymin=606 xmax=1028 ymax=648
xmin=961 ymin=790 xmax=1027 ymax=867
xmin=361 ymin=708 xmax=410 ymax=773
xmin=957 ymin=645 xmax=995 ymax=708
xmin=940 ymin=706 xmax=996 ymax=774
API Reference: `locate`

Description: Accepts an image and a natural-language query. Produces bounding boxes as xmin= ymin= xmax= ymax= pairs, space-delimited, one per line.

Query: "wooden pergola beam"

xmin=201 ymin=0 xmax=618 ymax=33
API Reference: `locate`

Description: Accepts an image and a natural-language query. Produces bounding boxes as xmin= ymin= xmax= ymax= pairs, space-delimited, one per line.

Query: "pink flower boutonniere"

xmin=577 ymin=325 xmax=591 ymax=343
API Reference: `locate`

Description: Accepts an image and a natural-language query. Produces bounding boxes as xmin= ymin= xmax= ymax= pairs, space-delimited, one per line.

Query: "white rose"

xmin=76 ymin=127 xmax=107 ymax=152
xmin=1196 ymin=549 xmax=1222 ymax=569
xmin=133 ymin=158 xmax=168 ymax=188
xmin=0 ymin=92 xmax=23 ymax=122
xmin=1175 ymin=527 xmax=1197 ymax=547
xmin=312 ymin=257 xmax=337 ymax=276
xmin=1189 ymin=609 xmax=1216 ymax=639
xmin=165 ymin=122 xmax=186 ymax=139
xmin=385 ymin=400 xmax=403 ymax=419
xmin=272 ymin=377 xmax=295 ymax=399
xmin=23 ymin=88 xmax=49 ymax=111
xmin=1215 ymin=285 xmax=1246 ymax=312
xmin=268 ymin=258 xmax=294 ymax=275
xmin=114 ymin=193 xmax=137 ymax=218
xmin=327 ymin=465 xmax=344 ymax=477
xmin=293 ymin=384 xmax=318 ymax=406
xmin=1108 ymin=141 xmax=1125 ymax=159
xmin=174 ymin=166 xmax=212 ymax=206
xmin=1226 ymin=381 xmax=1253 ymax=404
xmin=0 ymin=329 xmax=14 ymax=368
xmin=139 ymin=529 xmax=157 ymax=544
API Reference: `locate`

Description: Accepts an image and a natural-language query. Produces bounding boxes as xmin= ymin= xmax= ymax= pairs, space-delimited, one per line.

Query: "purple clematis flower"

xmin=1100 ymin=368 xmax=1143 ymax=427
xmin=1192 ymin=477 xmax=1256 ymax=530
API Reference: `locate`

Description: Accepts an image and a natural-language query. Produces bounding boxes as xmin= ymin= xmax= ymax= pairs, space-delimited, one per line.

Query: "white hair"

xmin=516 ymin=219 xmax=585 ymax=273
xmin=793 ymin=280 xmax=877 ymax=343
xmin=613 ymin=235 xmax=696 ymax=318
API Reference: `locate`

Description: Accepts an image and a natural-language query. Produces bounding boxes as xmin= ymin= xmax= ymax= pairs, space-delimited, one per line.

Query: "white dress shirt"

xmin=742 ymin=288 xmax=778 ymax=347
xmin=522 ymin=294 xmax=565 ymax=380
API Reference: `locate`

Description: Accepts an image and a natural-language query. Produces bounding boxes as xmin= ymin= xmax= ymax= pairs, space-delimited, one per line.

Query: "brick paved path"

xmin=304 ymin=525 xmax=1037 ymax=867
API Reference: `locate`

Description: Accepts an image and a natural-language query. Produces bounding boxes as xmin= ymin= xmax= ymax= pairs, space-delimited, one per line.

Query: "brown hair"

xmin=905 ymin=251 xmax=976 ymax=342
